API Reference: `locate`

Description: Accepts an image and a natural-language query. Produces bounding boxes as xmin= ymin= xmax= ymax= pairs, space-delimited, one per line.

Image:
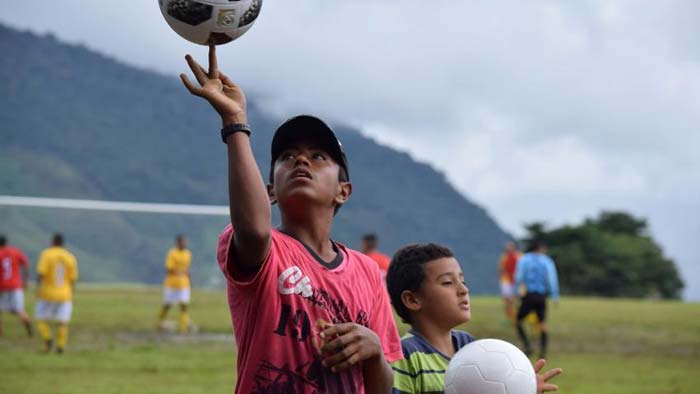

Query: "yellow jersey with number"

xmin=37 ymin=246 xmax=78 ymax=302
xmin=164 ymin=248 xmax=191 ymax=289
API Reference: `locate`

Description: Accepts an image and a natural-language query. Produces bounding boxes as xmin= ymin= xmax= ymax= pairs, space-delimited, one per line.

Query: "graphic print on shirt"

xmin=278 ymin=266 xmax=313 ymax=298
xmin=253 ymin=356 xmax=357 ymax=394
xmin=253 ymin=265 xmax=369 ymax=393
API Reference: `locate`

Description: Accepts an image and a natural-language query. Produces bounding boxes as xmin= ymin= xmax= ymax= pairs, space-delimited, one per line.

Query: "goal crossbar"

xmin=0 ymin=195 xmax=229 ymax=216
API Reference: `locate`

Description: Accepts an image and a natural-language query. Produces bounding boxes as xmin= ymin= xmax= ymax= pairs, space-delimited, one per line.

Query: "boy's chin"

xmin=278 ymin=191 xmax=321 ymax=208
xmin=450 ymin=311 xmax=471 ymax=327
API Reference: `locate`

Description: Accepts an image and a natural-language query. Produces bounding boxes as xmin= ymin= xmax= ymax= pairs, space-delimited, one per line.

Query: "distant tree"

xmin=521 ymin=222 xmax=546 ymax=250
xmin=587 ymin=211 xmax=647 ymax=237
xmin=523 ymin=211 xmax=684 ymax=299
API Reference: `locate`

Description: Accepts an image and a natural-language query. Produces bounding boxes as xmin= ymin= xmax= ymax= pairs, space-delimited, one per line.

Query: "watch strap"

xmin=221 ymin=123 xmax=251 ymax=143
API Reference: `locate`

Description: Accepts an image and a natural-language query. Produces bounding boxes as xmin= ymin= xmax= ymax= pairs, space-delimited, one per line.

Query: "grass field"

xmin=1 ymin=286 xmax=698 ymax=393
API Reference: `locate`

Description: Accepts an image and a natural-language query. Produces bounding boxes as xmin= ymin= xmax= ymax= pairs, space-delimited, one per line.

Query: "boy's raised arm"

xmin=180 ymin=46 xmax=271 ymax=274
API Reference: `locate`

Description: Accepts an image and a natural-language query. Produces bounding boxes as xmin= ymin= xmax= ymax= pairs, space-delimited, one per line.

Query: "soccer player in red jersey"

xmin=498 ymin=241 xmax=521 ymax=323
xmin=361 ymin=234 xmax=391 ymax=280
xmin=180 ymin=46 xmax=401 ymax=393
xmin=0 ymin=235 xmax=33 ymax=337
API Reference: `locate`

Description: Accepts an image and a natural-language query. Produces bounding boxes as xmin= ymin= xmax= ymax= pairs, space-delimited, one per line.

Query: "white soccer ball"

xmin=159 ymin=0 xmax=262 ymax=45
xmin=445 ymin=339 xmax=536 ymax=394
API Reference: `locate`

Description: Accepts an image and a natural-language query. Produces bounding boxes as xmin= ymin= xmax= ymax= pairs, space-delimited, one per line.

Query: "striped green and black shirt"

xmin=391 ymin=329 xmax=476 ymax=393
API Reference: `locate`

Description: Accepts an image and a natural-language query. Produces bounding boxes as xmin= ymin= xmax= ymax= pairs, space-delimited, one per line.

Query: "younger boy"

xmin=180 ymin=46 xmax=401 ymax=393
xmin=386 ymin=243 xmax=562 ymax=393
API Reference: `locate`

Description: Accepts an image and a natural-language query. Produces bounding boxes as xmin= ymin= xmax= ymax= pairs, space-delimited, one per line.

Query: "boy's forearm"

xmin=363 ymin=355 xmax=393 ymax=394
xmin=226 ymin=133 xmax=271 ymax=232
xmin=225 ymin=126 xmax=271 ymax=266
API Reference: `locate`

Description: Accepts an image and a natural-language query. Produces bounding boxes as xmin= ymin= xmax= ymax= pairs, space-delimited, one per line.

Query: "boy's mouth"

xmin=290 ymin=169 xmax=312 ymax=180
xmin=459 ymin=300 xmax=470 ymax=310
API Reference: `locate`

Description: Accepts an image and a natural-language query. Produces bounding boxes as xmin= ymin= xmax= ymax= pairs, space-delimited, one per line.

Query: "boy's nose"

xmin=294 ymin=154 xmax=311 ymax=166
xmin=458 ymin=282 xmax=469 ymax=295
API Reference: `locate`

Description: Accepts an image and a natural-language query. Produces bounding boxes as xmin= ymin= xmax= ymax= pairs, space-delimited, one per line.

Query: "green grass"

xmin=445 ymin=297 xmax=700 ymax=394
xmin=1 ymin=288 xmax=698 ymax=393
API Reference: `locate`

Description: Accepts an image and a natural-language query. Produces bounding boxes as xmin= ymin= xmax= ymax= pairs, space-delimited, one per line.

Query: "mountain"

xmin=0 ymin=24 xmax=510 ymax=293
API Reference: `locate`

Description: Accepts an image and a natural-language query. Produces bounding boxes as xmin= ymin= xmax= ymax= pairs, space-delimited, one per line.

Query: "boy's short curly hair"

xmin=386 ymin=243 xmax=454 ymax=324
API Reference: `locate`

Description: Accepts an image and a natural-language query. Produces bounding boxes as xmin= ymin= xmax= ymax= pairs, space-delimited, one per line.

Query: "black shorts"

xmin=517 ymin=292 xmax=547 ymax=323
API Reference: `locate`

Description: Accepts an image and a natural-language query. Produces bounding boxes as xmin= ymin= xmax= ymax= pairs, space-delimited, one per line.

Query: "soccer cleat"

xmin=43 ymin=339 xmax=53 ymax=353
xmin=56 ymin=347 xmax=64 ymax=355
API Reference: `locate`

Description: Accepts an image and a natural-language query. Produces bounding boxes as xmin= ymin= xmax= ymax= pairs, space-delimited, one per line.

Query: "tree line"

xmin=522 ymin=211 xmax=684 ymax=299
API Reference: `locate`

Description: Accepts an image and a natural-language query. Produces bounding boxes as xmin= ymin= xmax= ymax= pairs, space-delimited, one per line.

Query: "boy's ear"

xmin=334 ymin=181 xmax=352 ymax=206
xmin=267 ymin=184 xmax=277 ymax=205
xmin=400 ymin=290 xmax=421 ymax=313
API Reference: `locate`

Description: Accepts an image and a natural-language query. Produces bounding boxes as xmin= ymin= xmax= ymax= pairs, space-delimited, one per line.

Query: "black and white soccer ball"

xmin=444 ymin=339 xmax=537 ymax=394
xmin=159 ymin=0 xmax=262 ymax=45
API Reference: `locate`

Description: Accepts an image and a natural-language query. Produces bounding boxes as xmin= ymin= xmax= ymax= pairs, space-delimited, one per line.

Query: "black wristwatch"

xmin=221 ymin=123 xmax=251 ymax=143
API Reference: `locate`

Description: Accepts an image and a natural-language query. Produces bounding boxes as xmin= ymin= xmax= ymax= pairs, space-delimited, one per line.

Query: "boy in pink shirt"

xmin=181 ymin=46 xmax=402 ymax=393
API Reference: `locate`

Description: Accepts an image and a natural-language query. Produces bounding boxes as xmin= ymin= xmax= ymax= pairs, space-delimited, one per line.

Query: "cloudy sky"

xmin=2 ymin=1 xmax=698 ymax=300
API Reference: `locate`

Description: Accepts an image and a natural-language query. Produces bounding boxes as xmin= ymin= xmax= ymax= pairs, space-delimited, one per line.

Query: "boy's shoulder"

xmin=399 ymin=331 xmax=427 ymax=353
xmin=452 ymin=329 xmax=477 ymax=349
xmin=399 ymin=329 xmax=477 ymax=356
xmin=217 ymin=226 xmax=385 ymax=287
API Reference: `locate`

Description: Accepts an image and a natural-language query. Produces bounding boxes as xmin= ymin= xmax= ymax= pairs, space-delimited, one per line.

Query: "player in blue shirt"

xmin=514 ymin=240 xmax=560 ymax=359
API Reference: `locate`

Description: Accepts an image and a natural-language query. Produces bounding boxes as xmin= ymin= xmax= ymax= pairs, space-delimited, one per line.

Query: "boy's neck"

xmin=280 ymin=208 xmax=336 ymax=262
xmin=410 ymin=317 xmax=457 ymax=358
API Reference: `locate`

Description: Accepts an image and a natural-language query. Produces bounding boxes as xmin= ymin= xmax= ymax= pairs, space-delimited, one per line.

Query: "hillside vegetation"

xmin=0 ymin=24 xmax=509 ymax=292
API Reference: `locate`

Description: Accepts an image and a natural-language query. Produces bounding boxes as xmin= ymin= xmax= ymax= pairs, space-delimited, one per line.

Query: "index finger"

xmin=319 ymin=322 xmax=356 ymax=340
xmin=208 ymin=45 xmax=220 ymax=79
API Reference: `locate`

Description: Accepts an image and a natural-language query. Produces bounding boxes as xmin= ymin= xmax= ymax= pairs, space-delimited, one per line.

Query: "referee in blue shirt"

xmin=514 ymin=240 xmax=560 ymax=359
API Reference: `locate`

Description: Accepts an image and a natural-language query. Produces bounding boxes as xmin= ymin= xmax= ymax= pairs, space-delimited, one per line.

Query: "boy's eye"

xmin=442 ymin=281 xmax=453 ymax=286
xmin=281 ymin=153 xmax=295 ymax=161
xmin=312 ymin=152 xmax=326 ymax=160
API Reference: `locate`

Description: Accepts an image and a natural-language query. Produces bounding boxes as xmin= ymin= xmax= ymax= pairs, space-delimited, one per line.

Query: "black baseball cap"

xmin=269 ymin=115 xmax=350 ymax=183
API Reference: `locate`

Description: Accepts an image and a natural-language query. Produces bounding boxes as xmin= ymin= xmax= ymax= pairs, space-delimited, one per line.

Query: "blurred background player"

xmin=361 ymin=233 xmax=391 ymax=279
xmin=35 ymin=233 xmax=78 ymax=354
xmin=0 ymin=234 xmax=33 ymax=337
xmin=514 ymin=240 xmax=560 ymax=359
xmin=498 ymin=241 xmax=521 ymax=323
xmin=158 ymin=234 xmax=192 ymax=334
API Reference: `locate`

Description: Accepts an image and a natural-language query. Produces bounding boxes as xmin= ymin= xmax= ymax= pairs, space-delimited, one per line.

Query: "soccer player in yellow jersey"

xmin=35 ymin=234 xmax=78 ymax=354
xmin=158 ymin=234 xmax=192 ymax=333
